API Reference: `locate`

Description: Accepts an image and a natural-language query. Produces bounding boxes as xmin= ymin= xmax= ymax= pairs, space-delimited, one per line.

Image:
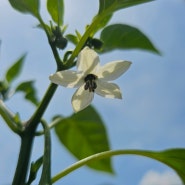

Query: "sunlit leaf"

xmin=8 ymin=0 xmax=40 ymax=18
xmin=47 ymin=0 xmax=64 ymax=25
xmin=54 ymin=106 xmax=113 ymax=173
xmin=15 ymin=81 xmax=39 ymax=106
xmin=5 ymin=54 xmax=26 ymax=84
xmin=100 ymin=24 xmax=160 ymax=54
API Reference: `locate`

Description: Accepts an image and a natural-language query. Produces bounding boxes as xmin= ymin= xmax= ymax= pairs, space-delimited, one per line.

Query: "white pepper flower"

xmin=49 ymin=47 xmax=131 ymax=112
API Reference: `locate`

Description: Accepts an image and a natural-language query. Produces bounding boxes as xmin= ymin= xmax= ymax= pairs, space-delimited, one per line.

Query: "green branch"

xmin=67 ymin=18 xmax=98 ymax=66
xmin=0 ymin=99 xmax=22 ymax=134
xmin=12 ymin=83 xmax=58 ymax=185
xmin=67 ymin=10 xmax=110 ymax=66
xmin=26 ymin=83 xmax=57 ymax=131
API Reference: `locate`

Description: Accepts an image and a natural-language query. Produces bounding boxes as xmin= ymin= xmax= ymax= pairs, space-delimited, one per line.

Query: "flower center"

xmin=84 ymin=74 xmax=97 ymax=92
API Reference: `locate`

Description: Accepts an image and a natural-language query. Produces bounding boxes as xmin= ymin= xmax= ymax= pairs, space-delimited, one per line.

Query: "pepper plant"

xmin=0 ymin=0 xmax=185 ymax=185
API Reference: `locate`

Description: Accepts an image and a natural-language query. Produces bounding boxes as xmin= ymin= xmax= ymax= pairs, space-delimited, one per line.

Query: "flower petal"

xmin=49 ymin=70 xmax=83 ymax=88
xmin=77 ymin=47 xmax=100 ymax=74
xmin=72 ymin=85 xmax=94 ymax=112
xmin=97 ymin=60 xmax=132 ymax=81
xmin=95 ymin=80 xmax=122 ymax=99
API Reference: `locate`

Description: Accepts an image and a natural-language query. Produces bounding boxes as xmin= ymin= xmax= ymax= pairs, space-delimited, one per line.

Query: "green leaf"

xmin=26 ymin=156 xmax=43 ymax=185
xmin=93 ymin=0 xmax=153 ymax=34
xmin=95 ymin=0 xmax=151 ymax=34
xmin=5 ymin=54 xmax=26 ymax=84
xmin=15 ymin=80 xmax=39 ymax=106
xmin=65 ymin=30 xmax=82 ymax=46
xmin=54 ymin=106 xmax=113 ymax=173
xmin=100 ymin=24 xmax=160 ymax=54
xmin=8 ymin=0 xmax=40 ymax=18
xmin=47 ymin=0 xmax=64 ymax=25
xmin=155 ymin=149 xmax=185 ymax=184
xmin=98 ymin=0 xmax=154 ymax=15
xmin=125 ymin=148 xmax=185 ymax=185
xmin=65 ymin=34 xmax=79 ymax=45
xmin=131 ymin=148 xmax=185 ymax=184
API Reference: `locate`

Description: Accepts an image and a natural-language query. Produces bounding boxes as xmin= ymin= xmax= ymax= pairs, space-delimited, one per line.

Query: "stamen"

xmin=84 ymin=74 xmax=97 ymax=92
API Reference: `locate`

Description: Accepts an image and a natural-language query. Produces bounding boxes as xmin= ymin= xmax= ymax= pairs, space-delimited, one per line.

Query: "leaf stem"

xmin=67 ymin=16 xmax=100 ymax=66
xmin=39 ymin=120 xmax=51 ymax=185
xmin=35 ymin=117 xmax=63 ymax=136
xmin=51 ymin=149 xmax=159 ymax=184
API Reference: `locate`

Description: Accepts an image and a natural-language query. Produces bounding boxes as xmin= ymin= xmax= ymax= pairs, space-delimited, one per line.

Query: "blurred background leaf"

xmin=15 ymin=80 xmax=39 ymax=106
xmin=47 ymin=0 xmax=64 ymax=26
xmin=1 ymin=54 xmax=26 ymax=101
xmin=5 ymin=54 xmax=26 ymax=84
xmin=8 ymin=0 xmax=40 ymax=18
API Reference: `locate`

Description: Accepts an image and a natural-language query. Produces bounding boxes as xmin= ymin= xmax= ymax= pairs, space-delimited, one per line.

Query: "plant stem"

xmin=38 ymin=15 xmax=65 ymax=71
xmin=67 ymin=19 xmax=96 ymax=65
xmin=12 ymin=83 xmax=58 ymax=185
xmin=39 ymin=120 xmax=51 ymax=185
xmin=12 ymin=132 xmax=34 ymax=185
xmin=67 ymin=14 xmax=105 ymax=66
xmin=26 ymin=83 xmax=57 ymax=130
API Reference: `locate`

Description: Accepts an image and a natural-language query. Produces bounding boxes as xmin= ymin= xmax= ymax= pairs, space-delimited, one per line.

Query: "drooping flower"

xmin=49 ymin=46 xmax=131 ymax=112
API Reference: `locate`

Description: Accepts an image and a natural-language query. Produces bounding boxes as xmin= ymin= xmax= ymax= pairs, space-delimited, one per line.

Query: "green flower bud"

xmin=51 ymin=26 xmax=68 ymax=49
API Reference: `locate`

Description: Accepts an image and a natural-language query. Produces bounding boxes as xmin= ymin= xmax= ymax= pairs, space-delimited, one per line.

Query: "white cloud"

xmin=139 ymin=170 xmax=182 ymax=185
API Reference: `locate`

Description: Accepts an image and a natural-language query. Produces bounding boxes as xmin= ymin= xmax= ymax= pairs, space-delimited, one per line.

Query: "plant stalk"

xmin=12 ymin=132 xmax=34 ymax=185
xmin=12 ymin=83 xmax=58 ymax=185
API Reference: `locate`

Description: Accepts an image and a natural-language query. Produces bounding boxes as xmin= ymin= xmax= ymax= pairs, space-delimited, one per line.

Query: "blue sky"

xmin=0 ymin=0 xmax=185 ymax=185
